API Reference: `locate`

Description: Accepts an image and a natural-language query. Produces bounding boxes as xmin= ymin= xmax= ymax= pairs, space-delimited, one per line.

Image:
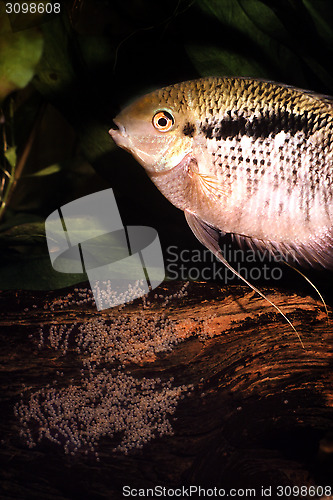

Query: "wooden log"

xmin=0 ymin=281 xmax=332 ymax=500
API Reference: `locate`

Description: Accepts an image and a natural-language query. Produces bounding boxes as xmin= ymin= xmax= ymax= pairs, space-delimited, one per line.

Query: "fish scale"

xmin=109 ymin=76 xmax=333 ymax=269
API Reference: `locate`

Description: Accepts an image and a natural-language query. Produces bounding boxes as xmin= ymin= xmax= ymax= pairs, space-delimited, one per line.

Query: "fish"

xmin=109 ymin=77 xmax=333 ymax=342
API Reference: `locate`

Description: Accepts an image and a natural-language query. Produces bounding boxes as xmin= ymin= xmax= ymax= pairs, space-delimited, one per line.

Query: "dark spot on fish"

xmin=246 ymin=158 xmax=251 ymax=163
xmin=254 ymin=169 xmax=259 ymax=175
xmin=253 ymin=159 xmax=258 ymax=165
xmin=260 ymin=159 xmax=265 ymax=165
xmin=183 ymin=122 xmax=196 ymax=137
xmin=239 ymin=156 xmax=243 ymax=162
xmin=246 ymin=167 xmax=251 ymax=172
xmin=278 ymin=203 xmax=284 ymax=216
xmin=201 ymin=123 xmax=214 ymax=139
xmin=261 ymin=169 xmax=265 ymax=175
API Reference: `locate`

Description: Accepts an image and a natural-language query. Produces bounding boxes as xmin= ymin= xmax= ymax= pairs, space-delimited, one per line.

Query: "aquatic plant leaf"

xmin=25 ymin=164 xmax=62 ymax=177
xmin=302 ymin=0 xmax=333 ymax=46
xmin=32 ymin=17 xmax=116 ymax=163
xmin=0 ymin=217 xmax=163 ymax=289
xmin=185 ymin=44 xmax=268 ymax=79
xmin=0 ymin=253 xmax=87 ymax=290
xmin=0 ymin=219 xmax=84 ymax=289
xmin=79 ymin=122 xmax=116 ymax=163
xmin=32 ymin=16 xmax=76 ymax=97
xmin=301 ymin=56 xmax=333 ymax=92
xmin=4 ymin=146 xmax=17 ymax=168
xmin=77 ymin=35 xmax=115 ymax=69
xmin=0 ymin=2 xmax=43 ymax=102
xmin=0 ymin=221 xmax=46 ymax=246
xmin=194 ymin=0 xmax=306 ymax=84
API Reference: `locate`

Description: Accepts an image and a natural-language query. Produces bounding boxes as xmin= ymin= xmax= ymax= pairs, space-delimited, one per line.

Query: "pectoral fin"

xmin=184 ymin=211 xmax=225 ymax=251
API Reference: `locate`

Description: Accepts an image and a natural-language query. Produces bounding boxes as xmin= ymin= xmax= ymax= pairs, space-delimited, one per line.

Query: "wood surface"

xmin=0 ymin=281 xmax=332 ymax=500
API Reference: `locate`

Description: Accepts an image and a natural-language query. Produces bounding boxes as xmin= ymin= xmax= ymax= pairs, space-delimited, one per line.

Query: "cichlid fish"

xmin=109 ymin=77 xmax=333 ymax=339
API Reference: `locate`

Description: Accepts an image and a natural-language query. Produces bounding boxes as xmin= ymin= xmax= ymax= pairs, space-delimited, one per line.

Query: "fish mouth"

xmin=109 ymin=120 xmax=132 ymax=152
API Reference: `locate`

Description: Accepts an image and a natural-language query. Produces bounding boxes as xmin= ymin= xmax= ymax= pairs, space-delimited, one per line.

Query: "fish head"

xmin=109 ymin=90 xmax=193 ymax=174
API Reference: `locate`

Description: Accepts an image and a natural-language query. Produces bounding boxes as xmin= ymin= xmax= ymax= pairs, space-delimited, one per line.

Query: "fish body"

xmin=109 ymin=77 xmax=333 ymax=268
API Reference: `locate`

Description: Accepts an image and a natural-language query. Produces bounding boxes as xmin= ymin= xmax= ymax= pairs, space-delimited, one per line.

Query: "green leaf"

xmin=302 ymin=0 xmax=333 ymax=46
xmin=185 ymin=44 xmax=268 ymax=78
xmin=301 ymin=56 xmax=333 ymax=91
xmin=0 ymin=252 xmax=87 ymax=290
xmin=4 ymin=146 xmax=17 ymax=167
xmin=0 ymin=221 xmax=46 ymax=246
xmin=0 ymin=219 xmax=86 ymax=289
xmin=195 ymin=0 xmax=306 ymax=83
xmin=32 ymin=16 xmax=76 ymax=97
xmin=26 ymin=163 xmax=62 ymax=177
xmin=77 ymin=35 xmax=115 ymax=70
xmin=0 ymin=215 xmax=165 ymax=289
xmin=79 ymin=122 xmax=116 ymax=163
xmin=0 ymin=1 xmax=44 ymax=103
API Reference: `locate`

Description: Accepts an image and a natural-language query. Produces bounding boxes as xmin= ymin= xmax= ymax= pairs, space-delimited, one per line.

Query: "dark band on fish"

xmin=200 ymin=110 xmax=318 ymax=141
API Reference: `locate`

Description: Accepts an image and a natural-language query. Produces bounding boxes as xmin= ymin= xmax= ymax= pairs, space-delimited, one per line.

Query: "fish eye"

xmin=152 ymin=111 xmax=174 ymax=132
